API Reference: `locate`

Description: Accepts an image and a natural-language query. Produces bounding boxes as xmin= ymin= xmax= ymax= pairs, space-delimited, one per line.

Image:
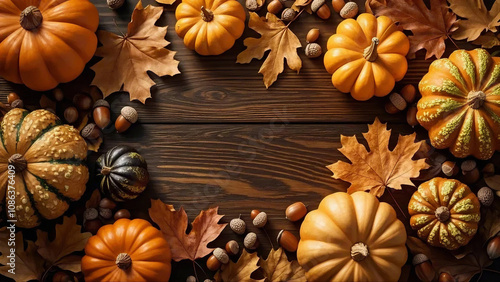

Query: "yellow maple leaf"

xmin=450 ymin=0 xmax=500 ymax=41
xmin=260 ymin=248 xmax=306 ymax=282
xmin=91 ymin=0 xmax=180 ymax=103
xmin=327 ymin=118 xmax=429 ymax=197
xmin=0 ymin=229 xmax=44 ymax=281
xmin=237 ymin=12 xmax=302 ymax=89
xmin=215 ymin=249 xmax=264 ymax=282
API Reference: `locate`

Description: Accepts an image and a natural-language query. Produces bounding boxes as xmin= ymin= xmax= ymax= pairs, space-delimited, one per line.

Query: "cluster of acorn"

xmin=383 ymin=84 xmax=421 ymax=127
xmin=83 ymin=197 xmax=131 ymax=235
xmin=442 ymin=159 xmax=494 ymax=186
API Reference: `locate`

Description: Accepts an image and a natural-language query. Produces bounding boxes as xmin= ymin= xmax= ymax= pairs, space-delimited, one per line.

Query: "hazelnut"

xmin=225 ymin=240 xmax=240 ymax=256
xmin=267 ymin=0 xmax=283 ymax=14
xmin=482 ymin=163 xmax=495 ymax=177
xmin=53 ymin=88 xmax=64 ymax=102
xmin=213 ymin=248 xmax=229 ymax=264
xmin=244 ymin=232 xmax=259 ymax=250
xmin=331 ymin=0 xmax=346 ymax=13
xmin=478 ymin=187 xmax=494 ymax=207
xmin=230 ymin=218 xmax=246 ymax=235
xmin=250 ymin=209 xmax=260 ymax=220
xmin=441 ymin=161 xmax=458 ymax=177
xmin=285 ymin=202 xmax=307 ymax=221
xmin=439 ymin=272 xmax=455 ymax=282
xmin=305 ymin=43 xmax=322 ymax=58
xmin=81 ymin=123 xmax=102 ymax=140
xmin=64 ymin=106 xmax=79 ymax=124
xmin=99 ymin=198 xmax=117 ymax=210
xmin=461 ymin=160 xmax=480 ymax=184
xmin=487 ymin=236 xmax=500 ymax=259
xmin=115 ymin=106 xmax=138 ymax=133
xmin=114 ymin=209 xmax=131 ymax=220
xmin=7 ymin=92 xmax=20 ymax=104
xmin=412 ymin=254 xmax=435 ymax=282
xmin=93 ymin=99 xmax=111 ymax=129
xmin=400 ymin=84 xmax=417 ymax=103
xmin=107 ymin=0 xmax=124 ymax=10
xmin=73 ymin=93 xmax=92 ymax=111
xmin=306 ymin=28 xmax=320 ymax=43
xmin=407 ymin=104 xmax=419 ymax=127
xmin=277 ymin=230 xmax=299 ymax=252
xmin=339 ymin=1 xmax=358 ymax=18
xmin=252 ymin=211 xmax=267 ymax=228
xmin=84 ymin=207 xmax=98 ymax=221
xmin=206 ymin=254 xmax=221 ymax=271
xmin=281 ymin=8 xmax=296 ymax=22
xmin=99 ymin=208 xmax=113 ymax=219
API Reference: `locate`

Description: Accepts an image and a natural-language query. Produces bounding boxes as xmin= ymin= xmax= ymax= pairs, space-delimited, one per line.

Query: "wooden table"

xmin=1 ymin=0 xmax=500 ymax=281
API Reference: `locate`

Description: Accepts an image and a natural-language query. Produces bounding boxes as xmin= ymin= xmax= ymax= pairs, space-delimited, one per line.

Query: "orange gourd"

xmin=324 ymin=13 xmax=409 ymax=101
xmin=297 ymin=192 xmax=407 ymax=282
xmin=82 ymin=218 xmax=172 ymax=282
xmin=408 ymin=177 xmax=480 ymax=250
xmin=175 ymin=0 xmax=246 ymax=56
xmin=417 ymin=49 xmax=500 ymax=160
xmin=0 ymin=0 xmax=99 ymax=91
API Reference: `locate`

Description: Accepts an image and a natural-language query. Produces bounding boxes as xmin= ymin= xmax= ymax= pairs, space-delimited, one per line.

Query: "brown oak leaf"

xmin=366 ymin=0 xmax=457 ymax=59
xmin=35 ymin=215 xmax=91 ymax=265
xmin=327 ymin=118 xmax=429 ymax=197
xmin=259 ymin=248 xmax=306 ymax=282
xmin=91 ymin=0 xmax=180 ymax=103
xmin=215 ymin=249 xmax=263 ymax=282
xmin=0 ymin=228 xmax=45 ymax=281
xmin=149 ymin=199 xmax=227 ymax=262
xmin=449 ymin=0 xmax=500 ymax=42
xmin=237 ymin=12 xmax=302 ymax=88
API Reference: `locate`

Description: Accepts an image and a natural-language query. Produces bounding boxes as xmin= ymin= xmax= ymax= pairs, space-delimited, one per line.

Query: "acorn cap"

xmin=311 ymin=0 xmax=326 ymax=13
xmin=478 ymin=187 xmax=494 ymax=207
xmin=461 ymin=160 xmax=476 ymax=172
xmin=412 ymin=253 xmax=429 ymax=265
xmin=213 ymin=248 xmax=229 ymax=264
xmin=93 ymin=99 xmax=110 ymax=109
xmin=276 ymin=229 xmax=285 ymax=244
xmin=81 ymin=123 xmax=98 ymax=139
xmin=389 ymin=93 xmax=407 ymax=111
xmin=121 ymin=106 xmax=138 ymax=124
xmin=253 ymin=212 xmax=268 ymax=228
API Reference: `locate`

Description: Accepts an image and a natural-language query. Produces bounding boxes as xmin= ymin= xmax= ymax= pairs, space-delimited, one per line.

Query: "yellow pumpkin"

xmin=297 ymin=192 xmax=407 ymax=282
xmin=408 ymin=177 xmax=480 ymax=250
xmin=324 ymin=13 xmax=409 ymax=101
xmin=417 ymin=49 xmax=500 ymax=160
xmin=175 ymin=0 xmax=246 ymax=56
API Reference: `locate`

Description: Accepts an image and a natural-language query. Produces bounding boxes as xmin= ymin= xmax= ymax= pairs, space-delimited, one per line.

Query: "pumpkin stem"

xmin=20 ymin=6 xmax=43 ymax=30
xmin=350 ymin=242 xmax=369 ymax=262
xmin=101 ymin=166 xmax=112 ymax=175
xmin=116 ymin=253 xmax=132 ymax=270
xmin=8 ymin=154 xmax=27 ymax=172
xmin=467 ymin=90 xmax=486 ymax=109
xmin=200 ymin=6 xmax=214 ymax=22
xmin=363 ymin=37 xmax=379 ymax=62
xmin=435 ymin=206 xmax=450 ymax=222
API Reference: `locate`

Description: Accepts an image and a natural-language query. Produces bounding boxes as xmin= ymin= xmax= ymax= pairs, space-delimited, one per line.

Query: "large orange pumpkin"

xmin=0 ymin=0 xmax=99 ymax=91
xmin=324 ymin=13 xmax=409 ymax=101
xmin=82 ymin=218 xmax=172 ymax=282
xmin=297 ymin=192 xmax=407 ymax=282
xmin=175 ymin=0 xmax=246 ymax=56
xmin=417 ymin=49 xmax=500 ymax=160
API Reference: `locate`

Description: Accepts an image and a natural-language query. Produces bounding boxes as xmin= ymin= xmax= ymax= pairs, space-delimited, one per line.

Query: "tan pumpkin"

xmin=324 ymin=13 xmax=409 ymax=101
xmin=175 ymin=0 xmax=246 ymax=56
xmin=0 ymin=0 xmax=99 ymax=91
xmin=408 ymin=177 xmax=480 ymax=250
xmin=297 ymin=191 xmax=407 ymax=282
xmin=0 ymin=108 xmax=88 ymax=228
xmin=417 ymin=49 xmax=500 ymax=160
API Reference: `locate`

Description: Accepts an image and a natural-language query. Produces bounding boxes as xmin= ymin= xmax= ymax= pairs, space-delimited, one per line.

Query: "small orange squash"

xmin=0 ymin=0 xmax=99 ymax=91
xmin=82 ymin=218 xmax=172 ymax=282
xmin=324 ymin=13 xmax=409 ymax=101
xmin=175 ymin=0 xmax=246 ymax=56
xmin=297 ymin=192 xmax=407 ymax=282
xmin=408 ymin=177 xmax=480 ymax=250
xmin=417 ymin=49 xmax=500 ymax=160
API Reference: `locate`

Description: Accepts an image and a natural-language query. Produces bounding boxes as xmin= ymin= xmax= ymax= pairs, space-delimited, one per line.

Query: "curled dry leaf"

xmin=148 ymin=199 xmax=227 ymax=261
xmin=449 ymin=0 xmax=500 ymax=42
xmin=156 ymin=0 xmax=177 ymax=5
xmin=259 ymin=248 xmax=306 ymax=282
xmin=366 ymin=0 xmax=457 ymax=59
xmin=327 ymin=118 xmax=429 ymax=197
xmin=237 ymin=13 xmax=302 ymax=88
xmin=214 ymin=249 xmax=264 ymax=282
xmin=472 ymin=31 xmax=500 ymax=48
xmin=91 ymin=0 xmax=180 ymax=103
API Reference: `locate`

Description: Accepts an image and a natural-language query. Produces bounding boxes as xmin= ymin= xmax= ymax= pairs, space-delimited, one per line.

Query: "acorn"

xmin=100 ymin=198 xmax=117 ymax=210
xmin=441 ymin=161 xmax=458 ymax=177
xmin=267 ymin=0 xmax=283 ymax=14
xmin=93 ymin=99 xmax=111 ymax=129
xmin=84 ymin=219 xmax=102 ymax=235
xmin=244 ymin=232 xmax=259 ymax=250
xmin=7 ymin=92 xmax=20 ymax=104
xmin=10 ymin=99 xmax=24 ymax=109
xmin=401 ymin=84 xmax=417 ymax=103
xmin=225 ymin=240 xmax=240 ymax=256
xmin=277 ymin=230 xmax=299 ymax=252
xmin=186 ymin=276 xmax=196 ymax=282
xmin=487 ymin=236 xmax=500 ymax=259
xmin=73 ymin=93 xmax=92 ymax=111
xmin=213 ymin=248 xmax=229 ymax=264
xmin=285 ymin=202 xmax=307 ymax=221
xmin=99 ymin=208 xmax=113 ymax=219
xmin=331 ymin=0 xmax=345 ymax=13
xmin=461 ymin=160 xmax=480 ymax=184
xmin=64 ymin=106 xmax=79 ymax=124
xmin=339 ymin=1 xmax=358 ymax=18
xmin=478 ymin=187 xmax=494 ymax=207
xmin=281 ymin=8 xmax=296 ymax=22
xmin=246 ymin=0 xmax=263 ymax=11
xmin=482 ymin=163 xmax=495 ymax=177
xmin=53 ymin=88 xmax=64 ymax=102
xmin=107 ymin=0 xmax=124 ymax=10
xmin=84 ymin=207 xmax=98 ymax=221
xmin=311 ymin=0 xmax=331 ymax=20
xmin=250 ymin=209 xmax=260 ymax=220
xmin=252 ymin=211 xmax=268 ymax=228
xmin=407 ymin=104 xmax=419 ymax=127
xmin=305 ymin=43 xmax=322 ymax=58
xmin=412 ymin=253 xmax=435 ymax=282
xmin=81 ymin=123 xmax=102 ymax=141
xmin=385 ymin=92 xmax=407 ymax=114
xmin=114 ymin=209 xmax=131 ymax=220
xmin=306 ymin=28 xmax=320 ymax=43
xmin=115 ymin=106 xmax=138 ymax=133
xmin=439 ymin=272 xmax=455 ymax=282
xmin=206 ymin=254 xmax=221 ymax=271
xmin=230 ymin=218 xmax=246 ymax=235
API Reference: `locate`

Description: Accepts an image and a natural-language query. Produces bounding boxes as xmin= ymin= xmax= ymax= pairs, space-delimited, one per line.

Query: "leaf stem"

xmin=113 ymin=18 xmax=126 ymax=38
xmin=192 ymin=261 xmax=199 ymax=282
xmin=447 ymin=34 xmax=459 ymax=50
xmin=263 ymin=228 xmax=274 ymax=249
xmin=387 ymin=188 xmax=408 ymax=220
xmin=194 ymin=260 xmax=209 ymax=279
xmin=286 ymin=7 xmax=305 ymax=28
xmin=484 ymin=269 xmax=500 ymax=275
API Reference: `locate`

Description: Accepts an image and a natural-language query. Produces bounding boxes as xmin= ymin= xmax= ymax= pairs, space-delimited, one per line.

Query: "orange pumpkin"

xmin=324 ymin=13 xmax=409 ymax=101
xmin=82 ymin=218 xmax=172 ymax=282
xmin=175 ymin=0 xmax=246 ymax=56
xmin=0 ymin=0 xmax=99 ymax=91
xmin=417 ymin=49 xmax=500 ymax=160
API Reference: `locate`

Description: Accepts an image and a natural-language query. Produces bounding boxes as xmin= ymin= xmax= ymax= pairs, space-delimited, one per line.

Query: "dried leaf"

xmin=215 ymin=249 xmax=263 ymax=282
xmin=35 ymin=216 xmax=91 ymax=265
xmin=292 ymin=0 xmax=312 ymax=7
xmin=259 ymin=248 xmax=306 ymax=282
xmin=479 ymin=198 xmax=500 ymax=242
xmin=55 ymin=255 xmax=83 ymax=273
xmin=149 ymin=199 xmax=227 ymax=262
xmin=327 ymin=118 xmax=429 ymax=197
xmin=156 ymin=0 xmax=176 ymax=4
xmin=472 ymin=31 xmax=500 ymax=48
xmin=91 ymin=0 xmax=180 ymax=103
xmin=485 ymin=175 xmax=500 ymax=191
xmin=85 ymin=189 xmax=101 ymax=209
xmin=407 ymin=236 xmax=492 ymax=282
xmin=449 ymin=0 xmax=500 ymax=41
xmin=0 ymin=228 xmax=45 ymax=281
xmin=366 ymin=0 xmax=457 ymax=59
xmin=86 ymin=135 xmax=103 ymax=152
xmin=237 ymin=12 xmax=302 ymax=88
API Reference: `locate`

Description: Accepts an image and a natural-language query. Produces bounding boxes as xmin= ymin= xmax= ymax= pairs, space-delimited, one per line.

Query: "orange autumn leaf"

xmin=91 ymin=0 xmax=180 ymax=103
xmin=327 ymin=118 xmax=429 ymax=197
xmin=149 ymin=199 xmax=227 ymax=261
xmin=215 ymin=249 xmax=263 ymax=282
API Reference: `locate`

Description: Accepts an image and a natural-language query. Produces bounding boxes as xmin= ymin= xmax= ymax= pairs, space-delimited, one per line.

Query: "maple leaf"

xmin=215 ymin=249 xmax=263 ymax=282
xmin=449 ymin=0 xmax=500 ymax=42
xmin=91 ymin=0 xmax=180 ymax=103
xmin=0 ymin=228 xmax=45 ymax=281
xmin=156 ymin=0 xmax=176 ymax=5
xmin=237 ymin=12 xmax=302 ymax=88
xmin=472 ymin=31 xmax=500 ymax=48
xmin=56 ymin=255 xmax=84 ymax=273
xmin=327 ymin=118 xmax=429 ymax=197
xmin=148 ymin=199 xmax=227 ymax=262
xmin=478 ymin=198 xmax=500 ymax=243
xmin=35 ymin=216 xmax=91 ymax=265
xmin=366 ymin=0 xmax=457 ymax=59
xmin=259 ymin=248 xmax=306 ymax=282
